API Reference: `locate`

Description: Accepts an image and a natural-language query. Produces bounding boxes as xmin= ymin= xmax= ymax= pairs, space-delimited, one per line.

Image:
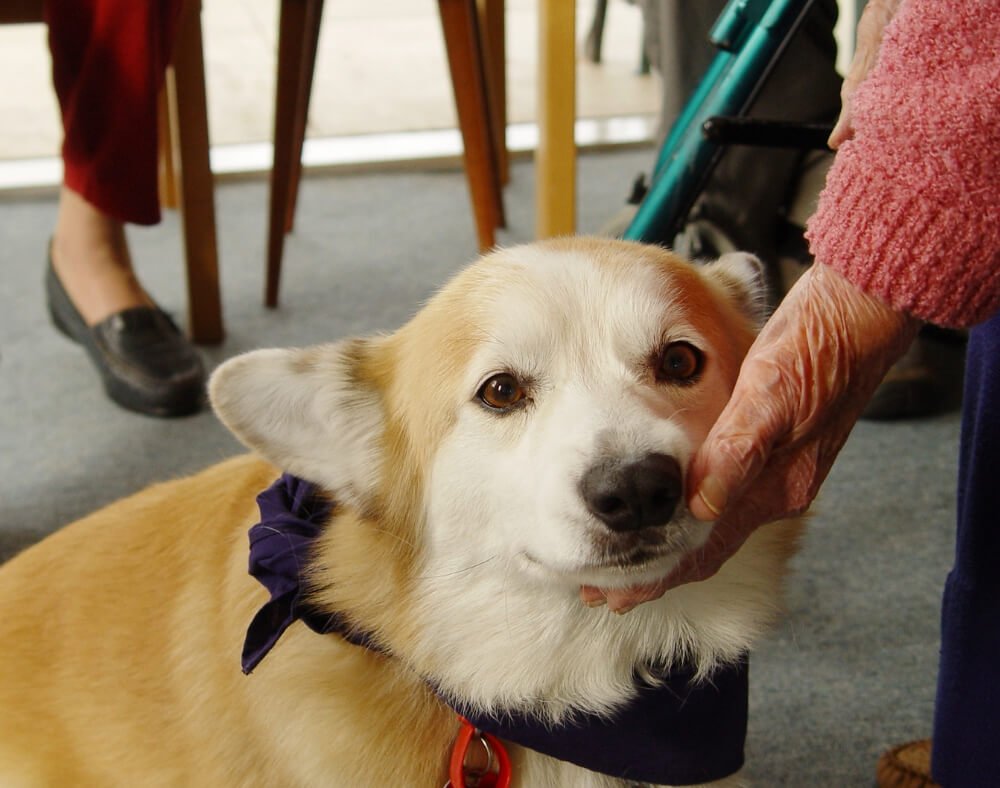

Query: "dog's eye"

xmin=657 ymin=342 xmax=703 ymax=383
xmin=477 ymin=373 xmax=526 ymax=410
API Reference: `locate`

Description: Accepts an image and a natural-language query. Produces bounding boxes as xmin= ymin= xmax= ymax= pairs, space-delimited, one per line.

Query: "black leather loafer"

xmin=46 ymin=258 xmax=206 ymax=417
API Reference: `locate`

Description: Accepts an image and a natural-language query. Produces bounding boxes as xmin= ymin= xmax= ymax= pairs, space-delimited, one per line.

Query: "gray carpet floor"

xmin=0 ymin=148 xmax=960 ymax=786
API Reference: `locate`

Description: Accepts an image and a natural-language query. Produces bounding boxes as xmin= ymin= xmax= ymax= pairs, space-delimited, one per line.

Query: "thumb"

xmin=687 ymin=378 xmax=785 ymax=522
xmin=827 ymin=106 xmax=853 ymax=150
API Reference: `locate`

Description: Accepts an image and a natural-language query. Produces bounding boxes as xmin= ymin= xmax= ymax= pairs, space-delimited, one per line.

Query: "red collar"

xmin=450 ymin=717 xmax=512 ymax=787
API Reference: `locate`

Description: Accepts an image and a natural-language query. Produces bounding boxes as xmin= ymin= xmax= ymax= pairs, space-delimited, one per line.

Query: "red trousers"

xmin=44 ymin=0 xmax=184 ymax=225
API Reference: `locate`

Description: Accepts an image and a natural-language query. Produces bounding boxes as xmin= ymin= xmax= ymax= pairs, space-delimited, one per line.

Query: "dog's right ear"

xmin=209 ymin=340 xmax=384 ymax=508
xmin=700 ymin=251 xmax=771 ymax=328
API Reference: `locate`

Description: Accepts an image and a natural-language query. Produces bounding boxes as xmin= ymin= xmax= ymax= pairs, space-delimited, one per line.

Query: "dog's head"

xmin=211 ymin=238 xmax=767 ymax=593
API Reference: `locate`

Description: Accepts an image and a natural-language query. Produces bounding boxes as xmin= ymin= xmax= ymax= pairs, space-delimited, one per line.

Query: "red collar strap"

xmin=449 ymin=716 xmax=512 ymax=788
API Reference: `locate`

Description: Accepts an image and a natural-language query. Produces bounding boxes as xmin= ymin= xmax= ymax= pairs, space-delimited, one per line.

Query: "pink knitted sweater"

xmin=805 ymin=0 xmax=1000 ymax=328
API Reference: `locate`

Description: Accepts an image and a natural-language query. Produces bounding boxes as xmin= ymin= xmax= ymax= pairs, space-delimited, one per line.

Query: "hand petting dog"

xmin=582 ymin=261 xmax=918 ymax=614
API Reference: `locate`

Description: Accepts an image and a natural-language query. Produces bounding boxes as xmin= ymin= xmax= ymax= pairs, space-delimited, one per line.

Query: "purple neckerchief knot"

xmin=242 ymin=474 xmax=748 ymax=786
xmin=242 ymin=473 xmax=380 ymax=673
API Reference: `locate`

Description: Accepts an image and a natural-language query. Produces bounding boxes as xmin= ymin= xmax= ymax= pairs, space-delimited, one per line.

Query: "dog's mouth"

xmin=520 ymin=544 xmax=682 ymax=588
xmin=518 ymin=512 xmax=711 ymax=587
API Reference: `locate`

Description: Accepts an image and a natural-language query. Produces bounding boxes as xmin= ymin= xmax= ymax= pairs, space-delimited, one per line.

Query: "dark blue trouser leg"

xmin=931 ymin=313 xmax=1000 ymax=786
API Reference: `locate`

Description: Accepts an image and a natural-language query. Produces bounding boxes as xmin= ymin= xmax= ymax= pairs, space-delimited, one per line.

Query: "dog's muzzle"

xmin=579 ymin=453 xmax=682 ymax=532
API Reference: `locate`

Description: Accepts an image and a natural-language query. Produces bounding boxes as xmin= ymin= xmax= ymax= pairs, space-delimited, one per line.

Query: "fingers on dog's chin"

xmin=579 ymin=585 xmax=607 ymax=607
xmin=579 ymin=583 xmax=662 ymax=614
xmin=582 ymin=567 xmax=694 ymax=612
xmin=604 ymin=579 xmax=674 ymax=614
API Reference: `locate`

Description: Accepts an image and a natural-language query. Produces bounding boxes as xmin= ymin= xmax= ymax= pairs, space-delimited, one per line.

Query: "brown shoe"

xmin=876 ymin=739 xmax=941 ymax=788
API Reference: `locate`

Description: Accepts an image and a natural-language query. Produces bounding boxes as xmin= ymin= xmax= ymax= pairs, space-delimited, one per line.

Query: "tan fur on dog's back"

xmin=0 ymin=456 xmax=456 ymax=786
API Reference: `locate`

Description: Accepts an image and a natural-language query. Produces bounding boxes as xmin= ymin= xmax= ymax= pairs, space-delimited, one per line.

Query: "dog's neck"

xmin=241 ymin=474 xmax=751 ymax=785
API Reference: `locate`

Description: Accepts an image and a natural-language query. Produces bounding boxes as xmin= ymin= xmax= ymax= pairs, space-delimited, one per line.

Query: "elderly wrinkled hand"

xmin=581 ymin=264 xmax=919 ymax=613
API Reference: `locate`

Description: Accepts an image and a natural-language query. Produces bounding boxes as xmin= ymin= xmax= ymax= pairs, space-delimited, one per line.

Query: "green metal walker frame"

xmin=622 ymin=0 xmax=833 ymax=247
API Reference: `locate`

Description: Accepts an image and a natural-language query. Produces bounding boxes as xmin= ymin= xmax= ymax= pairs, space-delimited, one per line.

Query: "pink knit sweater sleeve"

xmin=805 ymin=0 xmax=1000 ymax=328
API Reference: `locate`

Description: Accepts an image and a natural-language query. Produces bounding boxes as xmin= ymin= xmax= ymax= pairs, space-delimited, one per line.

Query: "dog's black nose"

xmin=580 ymin=453 xmax=683 ymax=532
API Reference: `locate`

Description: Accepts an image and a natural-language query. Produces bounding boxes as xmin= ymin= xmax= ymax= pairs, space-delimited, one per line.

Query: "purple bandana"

xmin=242 ymin=475 xmax=748 ymax=785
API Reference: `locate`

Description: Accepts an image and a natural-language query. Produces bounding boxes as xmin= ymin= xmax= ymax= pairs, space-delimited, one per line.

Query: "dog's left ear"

xmin=701 ymin=252 xmax=771 ymax=328
xmin=209 ymin=340 xmax=384 ymax=508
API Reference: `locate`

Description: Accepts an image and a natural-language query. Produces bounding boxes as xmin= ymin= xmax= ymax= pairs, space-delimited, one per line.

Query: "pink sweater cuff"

xmin=806 ymin=144 xmax=1000 ymax=329
xmin=805 ymin=0 xmax=1000 ymax=329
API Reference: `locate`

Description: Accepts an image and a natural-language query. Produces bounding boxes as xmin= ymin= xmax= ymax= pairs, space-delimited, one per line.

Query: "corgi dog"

xmin=0 ymin=238 xmax=802 ymax=787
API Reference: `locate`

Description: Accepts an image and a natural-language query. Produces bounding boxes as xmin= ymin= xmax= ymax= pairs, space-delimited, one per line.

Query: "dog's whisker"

xmin=416 ymin=554 xmax=500 ymax=580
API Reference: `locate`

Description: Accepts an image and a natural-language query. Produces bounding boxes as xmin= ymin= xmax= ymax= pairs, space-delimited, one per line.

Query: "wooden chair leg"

xmin=166 ymin=0 xmax=223 ymax=344
xmin=266 ymin=0 xmax=324 ymax=308
xmin=284 ymin=0 xmax=324 ymax=234
xmin=478 ymin=0 xmax=508 ymax=185
xmin=438 ymin=0 xmax=505 ymax=251
xmin=157 ymin=90 xmax=179 ymax=211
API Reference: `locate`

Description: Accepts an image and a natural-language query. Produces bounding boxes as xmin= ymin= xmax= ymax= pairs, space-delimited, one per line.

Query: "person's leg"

xmin=930 ymin=313 xmax=1000 ymax=786
xmin=50 ymin=187 xmax=153 ymax=326
xmin=42 ymin=0 xmax=203 ymax=417
xmin=44 ymin=0 xmax=182 ymax=326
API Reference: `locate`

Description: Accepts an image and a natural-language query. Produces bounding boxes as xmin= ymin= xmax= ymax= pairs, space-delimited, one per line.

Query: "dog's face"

xmin=211 ymin=238 xmax=767 ymax=593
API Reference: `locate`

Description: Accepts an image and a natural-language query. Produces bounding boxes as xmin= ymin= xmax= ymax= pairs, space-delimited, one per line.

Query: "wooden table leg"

xmin=535 ymin=0 xmax=576 ymax=238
